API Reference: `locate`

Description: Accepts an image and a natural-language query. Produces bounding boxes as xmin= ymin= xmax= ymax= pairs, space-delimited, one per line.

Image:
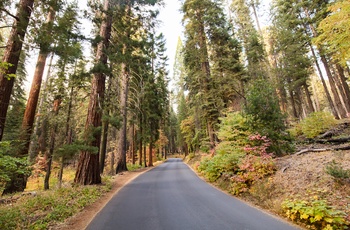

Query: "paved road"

xmin=87 ymin=158 xmax=300 ymax=230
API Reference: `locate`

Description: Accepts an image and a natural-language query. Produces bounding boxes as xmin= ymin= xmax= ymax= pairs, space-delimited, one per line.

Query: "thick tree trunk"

xmin=139 ymin=120 xmax=143 ymax=166
xmin=44 ymin=97 xmax=61 ymax=190
xmin=74 ymin=0 xmax=111 ymax=185
xmin=116 ymin=63 xmax=129 ymax=174
xmin=0 ymin=0 xmax=35 ymax=141
xmin=20 ymin=7 xmax=56 ymax=157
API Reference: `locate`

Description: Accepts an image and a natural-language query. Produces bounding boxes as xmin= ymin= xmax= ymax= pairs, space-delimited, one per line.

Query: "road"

xmin=86 ymin=158 xmax=300 ymax=230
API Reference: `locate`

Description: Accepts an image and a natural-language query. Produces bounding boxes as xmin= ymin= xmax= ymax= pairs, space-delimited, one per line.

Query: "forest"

xmin=0 ymin=0 xmax=350 ymax=228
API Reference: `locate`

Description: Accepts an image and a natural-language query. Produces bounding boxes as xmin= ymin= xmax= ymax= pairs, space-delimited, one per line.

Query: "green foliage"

xmin=216 ymin=111 xmax=251 ymax=155
xmin=299 ymin=111 xmax=338 ymax=138
xmin=198 ymin=153 xmax=244 ymax=182
xmin=0 ymin=142 xmax=31 ymax=193
xmin=0 ymin=62 xmax=16 ymax=80
xmin=325 ymin=160 xmax=350 ymax=182
xmin=282 ymin=199 xmax=349 ymax=229
xmin=244 ymin=79 xmax=292 ymax=155
xmin=314 ymin=0 xmax=350 ymax=66
xmin=0 ymin=181 xmax=111 ymax=230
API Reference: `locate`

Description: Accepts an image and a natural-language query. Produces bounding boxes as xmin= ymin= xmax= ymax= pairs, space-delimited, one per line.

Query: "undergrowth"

xmin=0 ymin=178 xmax=112 ymax=230
xmin=282 ymin=198 xmax=349 ymax=229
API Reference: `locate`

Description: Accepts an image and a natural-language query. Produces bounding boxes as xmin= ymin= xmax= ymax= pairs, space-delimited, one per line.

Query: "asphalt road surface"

xmin=86 ymin=158 xmax=300 ymax=230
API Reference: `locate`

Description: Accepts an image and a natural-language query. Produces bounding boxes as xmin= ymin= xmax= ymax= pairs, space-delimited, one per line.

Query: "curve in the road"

xmin=87 ymin=158 xmax=301 ymax=230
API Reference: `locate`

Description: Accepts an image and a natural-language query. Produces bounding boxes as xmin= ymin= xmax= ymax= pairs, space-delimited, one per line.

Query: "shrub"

xmin=299 ymin=111 xmax=338 ymax=138
xmin=325 ymin=160 xmax=350 ymax=183
xmin=198 ymin=152 xmax=243 ymax=182
xmin=282 ymin=199 xmax=348 ymax=229
xmin=0 ymin=141 xmax=32 ymax=193
xmin=230 ymin=134 xmax=276 ymax=195
xmin=216 ymin=111 xmax=251 ymax=155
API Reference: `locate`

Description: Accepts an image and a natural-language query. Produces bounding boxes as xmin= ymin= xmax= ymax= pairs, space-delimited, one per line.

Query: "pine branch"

xmin=0 ymin=8 xmax=19 ymax=21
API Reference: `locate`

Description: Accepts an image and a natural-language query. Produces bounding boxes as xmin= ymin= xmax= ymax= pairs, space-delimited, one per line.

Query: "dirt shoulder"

xmin=52 ymin=167 xmax=153 ymax=230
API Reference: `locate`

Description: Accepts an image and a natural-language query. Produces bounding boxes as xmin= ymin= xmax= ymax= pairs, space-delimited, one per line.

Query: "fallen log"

xmin=295 ymin=148 xmax=331 ymax=155
xmin=295 ymin=145 xmax=350 ymax=155
xmin=315 ymin=136 xmax=350 ymax=144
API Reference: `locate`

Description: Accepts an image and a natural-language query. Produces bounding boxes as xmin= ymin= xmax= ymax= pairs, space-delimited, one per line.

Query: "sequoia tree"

xmin=0 ymin=0 xmax=35 ymax=141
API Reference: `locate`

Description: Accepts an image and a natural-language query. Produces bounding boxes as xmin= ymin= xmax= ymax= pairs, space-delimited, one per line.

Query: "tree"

xmin=20 ymin=0 xmax=58 ymax=158
xmin=314 ymin=0 xmax=350 ymax=66
xmin=0 ymin=0 xmax=35 ymax=141
xmin=74 ymin=0 xmax=112 ymax=185
xmin=182 ymin=0 xmax=242 ymax=151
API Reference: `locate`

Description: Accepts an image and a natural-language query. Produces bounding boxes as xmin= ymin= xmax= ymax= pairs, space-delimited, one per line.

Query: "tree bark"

xmin=74 ymin=0 xmax=112 ymax=185
xmin=116 ymin=63 xmax=129 ymax=174
xmin=148 ymin=136 xmax=153 ymax=167
xmin=20 ymin=7 xmax=56 ymax=157
xmin=0 ymin=0 xmax=35 ymax=141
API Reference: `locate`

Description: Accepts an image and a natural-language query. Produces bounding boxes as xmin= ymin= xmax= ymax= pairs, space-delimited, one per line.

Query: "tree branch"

xmin=0 ymin=25 xmax=13 ymax=29
xmin=0 ymin=8 xmax=19 ymax=21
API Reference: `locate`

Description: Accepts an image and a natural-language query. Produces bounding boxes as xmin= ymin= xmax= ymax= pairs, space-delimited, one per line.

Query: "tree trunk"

xmin=303 ymin=83 xmax=315 ymax=114
xmin=143 ymin=145 xmax=147 ymax=167
xmin=20 ymin=7 xmax=56 ymax=157
xmin=335 ymin=64 xmax=350 ymax=114
xmin=99 ymin=118 xmax=109 ymax=174
xmin=131 ymin=123 xmax=135 ymax=165
xmin=309 ymin=44 xmax=339 ymax=119
xmin=44 ymin=97 xmax=61 ymax=190
xmin=58 ymin=85 xmax=74 ymax=188
xmin=139 ymin=119 xmax=143 ymax=166
xmin=74 ymin=0 xmax=112 ymax=185
xmin=0 ymin=0 xmax=35 ymax=141
xmin=115 ymin=63 xmax=129 ymax=174
xmin=321 ymin=55 xmax=347 ymax=119
xmin=148 ymin=136 xmax=153 ymax=167
xmin=29 ymin=53 xmax=54 ymax=162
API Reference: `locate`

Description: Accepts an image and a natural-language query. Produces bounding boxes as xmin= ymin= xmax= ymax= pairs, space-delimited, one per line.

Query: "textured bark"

xmin=0 ymin=0 xmax=35 ymax=141
xmin=74 ymin=0 xmax=112 ymax=185
xmin=20 ymin=7 xmax=56 ymax=157
xmin=116 ymin=63 xmax=129 ymax=174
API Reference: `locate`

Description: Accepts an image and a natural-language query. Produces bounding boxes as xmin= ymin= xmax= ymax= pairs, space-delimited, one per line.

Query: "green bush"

xmin=198 ymin=152 xmax=244 ymax=182
xmin=0 ymin=141 xmax=32 ymax=193
xmin=299 ymin=111 xmax=338 ymax=138
xmin=325 ymin=160 xmax=350 ymax=182
xmin=216 ymin=111 xmax=251 ymax=155
xmin=282 ymin=199 xmax=348 ymax=229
